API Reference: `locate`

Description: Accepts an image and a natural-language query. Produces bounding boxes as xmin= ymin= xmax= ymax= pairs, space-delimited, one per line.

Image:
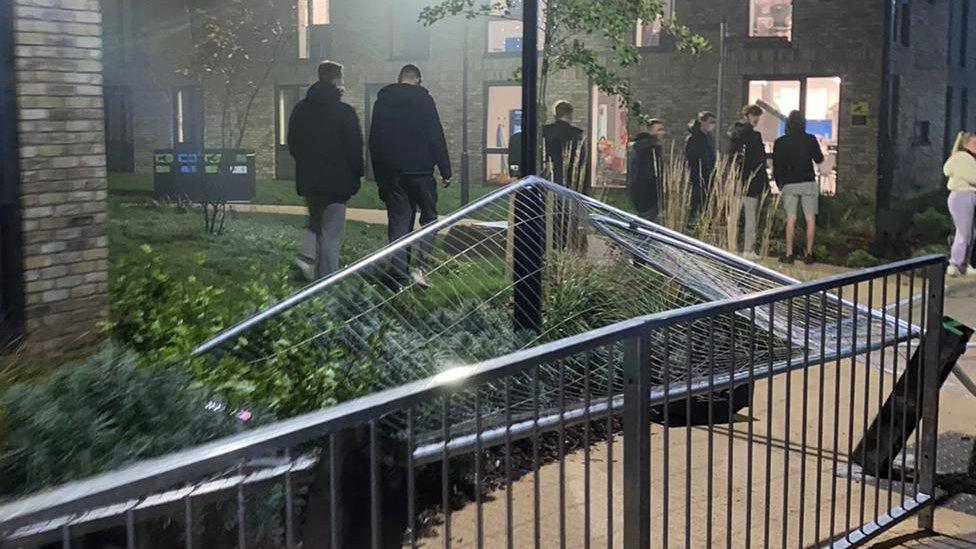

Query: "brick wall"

xmin=13 ymin=0 xmax=109 ymax=351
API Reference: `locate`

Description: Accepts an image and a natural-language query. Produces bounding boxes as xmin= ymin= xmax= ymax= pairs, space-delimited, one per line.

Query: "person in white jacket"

xmin=943 ymin=131 xmax=976 ymax=277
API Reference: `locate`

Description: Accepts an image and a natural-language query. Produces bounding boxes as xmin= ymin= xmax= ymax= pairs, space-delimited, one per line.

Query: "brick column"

xmin=12 ymin=0 xmax=109 ymax=351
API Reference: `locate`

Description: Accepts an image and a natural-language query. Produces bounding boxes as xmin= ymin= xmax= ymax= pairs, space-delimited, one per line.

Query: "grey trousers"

xmin=741 ymin=196 xmax=759 ymax=254
xmin=304 ymin=198 xmax=347 ymax=279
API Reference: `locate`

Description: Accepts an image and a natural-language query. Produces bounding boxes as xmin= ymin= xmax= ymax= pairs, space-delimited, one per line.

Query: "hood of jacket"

xmin=543 ymin=119 xmax=584 ymax=141
xmin=728 ymin=121 xmax=755 ymax=142
xmin=305 ymin=81 xmax=343 ymax=105
xmin=631 ymin=132 xmax=659 ymax=153
xmin=376 ymin=83 xmax=431 ymax=110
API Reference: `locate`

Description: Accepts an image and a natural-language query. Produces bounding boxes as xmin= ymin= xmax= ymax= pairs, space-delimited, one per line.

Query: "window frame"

xmin=484 ymin=0 xmax=547 ymax=57
xmin=747 ymin=0 xmax=795 ymax=42
xmin=297 ymin=0 xmax=331 ymax=60
xmin=634 ymin=0 xmax=675 ymax=51
xmin=482 ymin=81 xmax=523 ymax=183
xmin=172 ymin=86 xmax=204 ymax=149
xmin=743 ymin=74 xmax=842 ymax=152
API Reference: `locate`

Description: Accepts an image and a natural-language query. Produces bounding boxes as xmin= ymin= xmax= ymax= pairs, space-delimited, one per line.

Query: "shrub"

xmin=911 ymin=207 xmax=953 ymax=240
xmin=107 ymin=245 xmax=228 ymax=364
xmin=0 ymin=345 xmax=255 ymax=497
xmin=846 ymin=249 xmax=881 ymax=268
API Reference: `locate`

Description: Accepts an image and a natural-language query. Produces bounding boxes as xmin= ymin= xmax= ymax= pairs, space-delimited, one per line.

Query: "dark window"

xmin=892 ymin=1 xmax=901 ymax=44
xmin=962 ymin=0 xmax=970 ymax=67
xmin=963 ymin=87 xmax=970 ymax=130
xmin=172 ymin=86 xmax=204 ymax=149
xmin=912 ymin=121 xmax=930 ymax=146
xmin=900 ymin=1 xmax=911 ymax=47
xmin=392 ymin=0 xmax=430 ymax=59
xmin=889 ymin=75 xmax=901 ymax=140
xmin=945 ymin=86 xmax=955 ymax=159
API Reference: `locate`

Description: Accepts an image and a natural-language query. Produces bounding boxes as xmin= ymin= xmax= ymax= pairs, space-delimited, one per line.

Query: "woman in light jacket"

xmin=943 ymin=131 xmax=976 ymax=277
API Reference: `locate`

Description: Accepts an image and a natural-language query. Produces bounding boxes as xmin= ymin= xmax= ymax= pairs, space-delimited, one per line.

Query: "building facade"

xmin=101 ymin=0 xmax=973 ymax=211
xmin=0 ymin=0 xmax=110 ymax=352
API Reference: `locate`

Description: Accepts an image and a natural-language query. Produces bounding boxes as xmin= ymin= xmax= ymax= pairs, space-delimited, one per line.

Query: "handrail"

xmin=193 ymin=176 xmax=547 ymax=356
xmin=0 ymin=254 xmax=944 ymax=533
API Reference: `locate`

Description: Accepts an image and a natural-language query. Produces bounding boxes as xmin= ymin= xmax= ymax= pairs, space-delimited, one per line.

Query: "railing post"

xmin=917 ymin=261 xmax=945 ymax=530
xmin=623 ymin=333 xmax=651 ymax=549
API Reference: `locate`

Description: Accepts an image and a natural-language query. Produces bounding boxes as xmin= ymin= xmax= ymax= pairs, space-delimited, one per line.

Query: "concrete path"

xmin=230 ymin=203 xmax=390 ymax=225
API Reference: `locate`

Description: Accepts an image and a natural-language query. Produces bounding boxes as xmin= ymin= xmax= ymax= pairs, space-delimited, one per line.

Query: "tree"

xmin=178 ymin=0 xmax=291 ymax=234
xmin=419 ymin=0 xmax=710 ymax=125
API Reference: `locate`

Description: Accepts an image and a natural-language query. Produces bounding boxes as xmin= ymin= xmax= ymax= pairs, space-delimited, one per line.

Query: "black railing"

xmin=0 ymin=254 xmax=949 ymax=548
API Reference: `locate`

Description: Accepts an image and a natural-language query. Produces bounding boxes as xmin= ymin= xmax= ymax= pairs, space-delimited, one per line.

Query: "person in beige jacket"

xmin=943 ymin=131 xmax=976 ymax=276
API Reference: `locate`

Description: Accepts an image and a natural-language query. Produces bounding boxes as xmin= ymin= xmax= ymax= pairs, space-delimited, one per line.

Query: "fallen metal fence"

xmin=0 ymin=255 xmax=948 ymax=548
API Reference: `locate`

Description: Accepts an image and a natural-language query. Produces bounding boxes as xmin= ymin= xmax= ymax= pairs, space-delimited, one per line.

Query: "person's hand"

xmin=442 ymin=178 xmax=452 ymax=188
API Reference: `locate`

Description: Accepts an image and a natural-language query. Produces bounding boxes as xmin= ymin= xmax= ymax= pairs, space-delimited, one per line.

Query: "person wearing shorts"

xmin=773 ymin=110 xmax=825 ymax=264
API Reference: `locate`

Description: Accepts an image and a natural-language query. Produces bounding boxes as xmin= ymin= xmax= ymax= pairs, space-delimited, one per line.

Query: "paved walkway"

xmin=230 ymin=203 xmax=390 ymax=225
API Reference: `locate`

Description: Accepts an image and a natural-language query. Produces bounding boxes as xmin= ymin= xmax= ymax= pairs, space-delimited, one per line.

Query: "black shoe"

xmin=803 ymin=253 xmax=816 ymax=265
xmin=778 ymin=254 xmax=795 ymax=265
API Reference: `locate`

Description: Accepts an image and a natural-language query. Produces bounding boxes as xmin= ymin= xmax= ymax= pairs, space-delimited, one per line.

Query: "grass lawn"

xmin=108 ymin=172 xmax=500 ymax=214
xmin=107 ymin=198 xmax=389 ymax=308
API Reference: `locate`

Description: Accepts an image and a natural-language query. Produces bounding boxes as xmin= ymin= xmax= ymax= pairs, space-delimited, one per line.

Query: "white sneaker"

xmin=966 ymin=267 xmax=976 ymax=277
xmin=947 ymin=265 xmax=963 ymax=277
xmin=410 ymin=270 xmax=431 ymax=289
xmin=294 ymin=257 xmax=315 ymax=282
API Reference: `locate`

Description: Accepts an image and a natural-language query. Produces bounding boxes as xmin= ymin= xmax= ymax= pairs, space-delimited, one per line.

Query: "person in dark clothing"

xmin=508 ymin=131 xmax=522 ymax=178
xmin=287 ymin=61 xmax=364 ymax=279
xmin=685 ymin=111 xmax=717 ymax=217
xmin=773 ymin=110 xmax=825 ymax=264
xmin=628 ymin=119 xmax=666 ymax=222
xmin=369 ymin=64 xmax=452 ymax=289
xmin=543 ymin=101 xmax=590 ymax=194
xmin=728 ymin=104 xmax=769 ymax=258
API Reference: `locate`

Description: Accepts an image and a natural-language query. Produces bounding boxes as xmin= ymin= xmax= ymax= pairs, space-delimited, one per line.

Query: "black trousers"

xmin=379 ymin=175 xmax=438 ymax=282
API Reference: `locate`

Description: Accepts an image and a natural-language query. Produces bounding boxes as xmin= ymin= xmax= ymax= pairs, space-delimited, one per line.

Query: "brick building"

xmin=0 ymin=0 xmax=109 ymax=351
xmin=101 ymin=0 xmax=973 ymax=213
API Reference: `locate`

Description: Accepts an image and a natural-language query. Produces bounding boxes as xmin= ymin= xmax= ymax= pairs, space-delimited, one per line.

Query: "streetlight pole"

xmin=461 ymin=20 xmax=470 ymax=205
xmin=512 ymin=0 xmax=544 ymax=333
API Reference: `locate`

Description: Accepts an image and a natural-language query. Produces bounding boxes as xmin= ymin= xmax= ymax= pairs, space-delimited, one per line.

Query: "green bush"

xmin=846 ymin=249 xmax=881 ymax=268
xmin=0 ymin=345 xmax=255 ymax=497
xmin=107 ymin=245 xmax=228 ymax=364
xmin=911 ymin=207 xmax=953 ymax=240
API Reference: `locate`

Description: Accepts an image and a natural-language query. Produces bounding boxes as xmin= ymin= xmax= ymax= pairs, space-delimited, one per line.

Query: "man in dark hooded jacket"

xmin=728 ymin=104 xmax=768 ymax=258
xmin=628 ymin=119 xmax=665 ymax=222
xmin=543 ymin=101 xmax=590 ymax=194
xmin=686 ymin=111 xmax=717 ymax=217
xmin=287 ymin=61 xmax=364 ymax=278
xmin=369 ymin=64 xmax=452 ymax=288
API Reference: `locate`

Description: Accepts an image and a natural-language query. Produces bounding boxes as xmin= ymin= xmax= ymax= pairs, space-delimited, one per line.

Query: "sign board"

xmin=152 ymin=149 xmax=256 ymax=203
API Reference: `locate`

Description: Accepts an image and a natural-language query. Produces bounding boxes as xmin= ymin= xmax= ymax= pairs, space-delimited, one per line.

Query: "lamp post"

xmin=512 ymin=0 xmax=544 ymax=333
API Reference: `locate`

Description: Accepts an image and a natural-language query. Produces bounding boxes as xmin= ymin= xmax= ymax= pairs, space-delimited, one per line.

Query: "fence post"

xmin=918 ymin=261 xmax=946 ymax=530
xmin=623 ymin=333 xmax=651 ymax=549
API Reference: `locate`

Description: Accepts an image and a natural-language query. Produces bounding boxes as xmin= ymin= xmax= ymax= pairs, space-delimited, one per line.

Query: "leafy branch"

xmin=419 ymin=0 xmax=710 ymax=124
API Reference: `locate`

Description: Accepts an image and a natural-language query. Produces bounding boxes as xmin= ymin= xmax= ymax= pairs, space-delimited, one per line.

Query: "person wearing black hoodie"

xmin=728 ymin=104 xmax=769 ymax=258
xmin=287 ymin=61 xmax=364 ymax=278
xmin=628 ymin=119 xmax=665 ymax=222
xmin=773 ymin=110 xmax=825 ymax=264
xmin=543 ymin=101 xmax=590 ymax=194
xmin=369 ymin=64 xmax=452 ymax=289
xmin=686 ymin=111 xmax=717 ymax=217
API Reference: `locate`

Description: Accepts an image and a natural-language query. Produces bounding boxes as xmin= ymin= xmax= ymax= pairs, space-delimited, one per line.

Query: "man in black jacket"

xmin=728 ymin=104 xmax=769 ymax=259
xmin=369 ymin=64 xmax=452 ymax=289
xmin=686 ymin=111 xmax=717 ymax=217
xmin=543 ymin=101 xmax=590 ymax=194
xmin=628 ymin=119 xmax=665 ymax=222
xmin=773 ymin=110 xmax=825 ymax=264
xmin=288 ymin=61 xmax=364 ymax=278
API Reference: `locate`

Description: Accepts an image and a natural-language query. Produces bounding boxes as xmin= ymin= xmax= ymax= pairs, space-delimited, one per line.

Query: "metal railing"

xmin=0 ymin=254 xmax=947 ymax=548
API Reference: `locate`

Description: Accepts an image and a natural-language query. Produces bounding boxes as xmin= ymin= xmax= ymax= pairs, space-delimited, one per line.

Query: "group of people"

xmin=626 ymin=104 xmax=827 ymax=265
xmin=288 ymin=61 xmax=451 ymax=289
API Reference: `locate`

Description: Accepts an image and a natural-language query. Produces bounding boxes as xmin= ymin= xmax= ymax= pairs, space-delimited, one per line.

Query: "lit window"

xmin=749 ymin=0 xmax=793 ymax=40
xmin=485 ymin=84 xmax=522 ymax=183
xmin=298 ymin=0 xmax=330 ymax=58
xmin=486 ymin=0 xmax=546 ymax=53
xmin=173 ymin=87 xmax=203 ymax=148
xmin=591 ymin=86 xmax=629 ymax=187
xmin=635 ymin=0 xmax=672 ymax=48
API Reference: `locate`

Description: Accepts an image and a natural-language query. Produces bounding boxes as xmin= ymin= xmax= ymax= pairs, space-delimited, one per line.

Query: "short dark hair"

xmin=786 ymin=110 xmax=806 ymax=134
xmin=698 ymin=111 xmax=717 ymax=122
xmin=554 ymin=101 xmax=574 ymax=119
xmin=318 ymin=61 xmax=344 ymax=84
xmin=741 ymin=104 xmax=764 ymax=118
xmin=398 ymin=64 xmax=422 ymax=83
